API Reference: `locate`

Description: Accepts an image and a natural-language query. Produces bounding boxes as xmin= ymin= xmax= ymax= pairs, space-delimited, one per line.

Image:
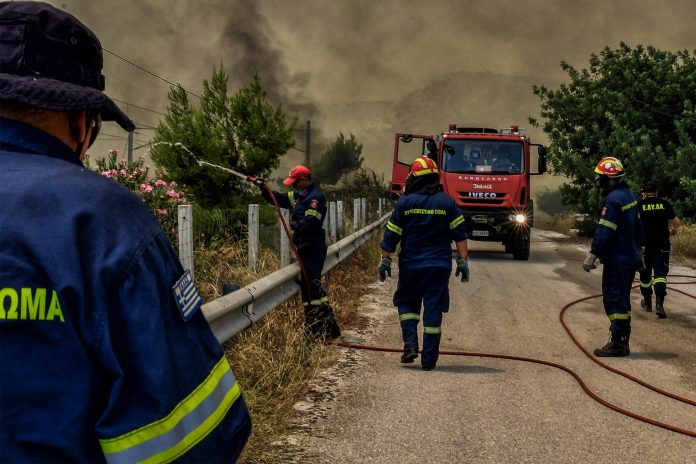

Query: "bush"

xmin=88 ymin=150 xmax=188 ymax=244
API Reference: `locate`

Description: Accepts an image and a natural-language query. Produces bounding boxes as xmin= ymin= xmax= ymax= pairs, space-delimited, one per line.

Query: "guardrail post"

xmin=329 ymin=202 xmax=337 ymax=242
xmin=361 ymin=197 xmax=367 ymax=224
xmin=354 ymin=198 xmax=361 ymax=230
xmin=280 ymin=208 xmax=290 ymax=267
xmin=337 ymin=200 xmax=344 ymax=238
xmin=248 ymin=204 xmax=259 ymax=272
xmin=177 ymin=204 xmax=194 ymax=280
xmin=378 ymin=198 xmax=382 ymax=218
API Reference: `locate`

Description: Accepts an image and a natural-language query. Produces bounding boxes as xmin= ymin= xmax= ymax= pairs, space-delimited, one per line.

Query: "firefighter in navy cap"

xmin=638 ymin=182 xmax=680 ymax=318
xmin=582 ymin=157 xmax=643 ymax=357
xmin=378 ymin=156 xmax=469 ymax=371
xmin=257 ymin=165 xmax=342 ymax=340
xmin=0 ymin=2 xmax=250 ymax=462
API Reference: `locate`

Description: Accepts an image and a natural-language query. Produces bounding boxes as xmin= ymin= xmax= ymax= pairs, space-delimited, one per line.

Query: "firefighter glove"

xmin=378 ymin=257 xmax=392 ymax=281
xmin=251 ymin=177 xmax=266 ymax=188
xmin=455 ymin=257 xmax=469 ymax=283
xmin=582 ymin=252 xmax=597 ymax=272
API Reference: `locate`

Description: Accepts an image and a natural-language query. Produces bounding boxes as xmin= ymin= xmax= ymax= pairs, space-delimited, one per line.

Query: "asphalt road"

xmin=284 ymin=229 xmax=696 ymax=464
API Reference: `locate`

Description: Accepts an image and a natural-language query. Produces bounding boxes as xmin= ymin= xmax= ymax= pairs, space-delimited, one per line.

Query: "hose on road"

xmin=333 ymin=276 xmax=696 ymax=438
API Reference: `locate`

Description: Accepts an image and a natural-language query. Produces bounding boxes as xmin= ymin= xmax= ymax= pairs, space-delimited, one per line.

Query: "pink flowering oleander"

xmin=156 ymin=209 xmax=169 ymax=216
xmin=169 ymin=181 xmax=177 ymax=187
xmin=102 ymin=171 xmax=114 ymax=178
xmin=140 ymin=183 xmax=154 ymax=193
xmin=155 ymin=180 xmax=168 ymax=187
xmin=166 ymin=190 xmax=180 ymax=200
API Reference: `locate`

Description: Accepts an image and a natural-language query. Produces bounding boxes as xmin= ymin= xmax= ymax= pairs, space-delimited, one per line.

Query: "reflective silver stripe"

xmin=423 ymin=326 xmax=442 ymax=334
xmin=598 ymin=219 xmax=617 ymax=230
xmin=386 ymin=221 xmax=403 ymax=235
xmin=101 ymin=361 xmax=240 ymax=464
xmin=399 ymin=313 xmax=420 ymax=322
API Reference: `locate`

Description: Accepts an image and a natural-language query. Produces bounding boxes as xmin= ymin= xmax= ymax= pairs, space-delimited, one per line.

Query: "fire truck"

xmin=389 ymin=124 xmax=547 ymax=260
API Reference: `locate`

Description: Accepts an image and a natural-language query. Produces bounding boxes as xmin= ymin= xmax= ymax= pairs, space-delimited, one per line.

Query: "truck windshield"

xmin=442 ymin=140 xmax=524 ymax=174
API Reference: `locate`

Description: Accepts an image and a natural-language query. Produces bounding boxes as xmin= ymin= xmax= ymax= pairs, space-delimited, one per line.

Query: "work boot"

xmin=655 ymin=296 xmax=667 ymax=319
xmin=421 ymin=363 xmax=436 ymax=371
xmin=400 ymin=347 xmax=419 ymax=364
xmin=594 ymin=332 xmax=630 ymax=357
xmin=640 ymin=297 xmax=652 ymax=312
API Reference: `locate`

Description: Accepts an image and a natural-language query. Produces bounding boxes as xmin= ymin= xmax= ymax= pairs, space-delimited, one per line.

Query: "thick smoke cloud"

xmin=50 ymin=0 xmax=695 ymax=177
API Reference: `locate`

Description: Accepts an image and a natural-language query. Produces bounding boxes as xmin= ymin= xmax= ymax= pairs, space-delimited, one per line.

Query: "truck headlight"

xmin=508 ymin=213 xmax=526 ymax=223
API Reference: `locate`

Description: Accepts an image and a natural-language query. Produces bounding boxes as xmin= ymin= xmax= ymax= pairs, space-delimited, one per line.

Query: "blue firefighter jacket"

xmin=262 ymin=182 xmax=326 ymax=246
xmin=590 ymin=183 xmax=642 ymax=266
xmin=0 ymin=118 xmax=250 ymax=463
xmin=380 ymin=191 xmax=468 ymax=271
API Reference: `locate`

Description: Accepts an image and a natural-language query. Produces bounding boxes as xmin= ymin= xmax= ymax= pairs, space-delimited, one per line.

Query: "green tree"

xmin=313 ymin=132 xmax=364 ymax=185
xmin=530 ymin=43 xmax=696 ymax=219
xmin=152 ymin=67 xmax=296 ymax=208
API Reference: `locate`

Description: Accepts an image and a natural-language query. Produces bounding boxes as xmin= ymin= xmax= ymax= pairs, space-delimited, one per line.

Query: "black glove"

xmin=455 ymin=257 xmax=469 ymax=283
xmin=582 ymin=252 xmax=597 ymax=272
xmin=378 ymin=257 xmax=392 ymax=281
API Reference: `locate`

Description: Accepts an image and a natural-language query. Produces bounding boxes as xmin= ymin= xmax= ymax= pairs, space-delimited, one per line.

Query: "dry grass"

xmin=672 ymin=221 xmax=696 ymax=267
xmin=193 ymin=235 xmax=382 ymax=463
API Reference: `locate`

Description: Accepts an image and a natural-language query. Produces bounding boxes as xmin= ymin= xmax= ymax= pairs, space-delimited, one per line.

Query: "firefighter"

xmin=378 ymin=156 xmax=469 ymax=371
xmin=582 ymin=157 xmax=643 ymax=357
xmin=258 ymin=165 xmax=342 ymax=340
xmin=0 ymin=2 xmax=251 ymax=462
xmin=638 ymin=183 xmax=680 ymax=318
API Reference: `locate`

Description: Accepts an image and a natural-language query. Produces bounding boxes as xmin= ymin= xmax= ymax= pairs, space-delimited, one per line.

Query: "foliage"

xmin=151 ymin=67 xmax=296 ymax=209
xmin=530 ymin=43 xmax=696 ymax=219
xmin=312 ymin=132 xmax=364 ymax=185
xmin=91 ymin=150 xmax=188 ymax=243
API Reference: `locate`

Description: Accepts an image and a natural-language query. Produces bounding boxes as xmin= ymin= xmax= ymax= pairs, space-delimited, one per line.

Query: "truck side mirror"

xmin=537 ymin=146 xmax=547 ymax=174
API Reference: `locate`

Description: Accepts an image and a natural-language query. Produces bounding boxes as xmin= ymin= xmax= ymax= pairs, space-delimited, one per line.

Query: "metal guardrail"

xmin=202 ymin=214 xmax=389 ymax=343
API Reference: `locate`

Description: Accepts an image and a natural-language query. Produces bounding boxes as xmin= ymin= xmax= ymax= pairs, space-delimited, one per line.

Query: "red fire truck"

xmin=389 ymin=124 xmax=547 ymax=260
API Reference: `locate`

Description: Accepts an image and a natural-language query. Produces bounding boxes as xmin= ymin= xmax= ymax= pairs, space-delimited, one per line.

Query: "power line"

xmin=104 ymin=48 xmax=201 ymax=99
xmin=111 ymin=97 xmax=166 ymax=116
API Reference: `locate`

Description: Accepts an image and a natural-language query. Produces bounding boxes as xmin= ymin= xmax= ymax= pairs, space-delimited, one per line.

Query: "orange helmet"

xmin=409 ymin=156 xmax=439 ymax=177
xmin=594 ymin=156 xmax=625 ymax=178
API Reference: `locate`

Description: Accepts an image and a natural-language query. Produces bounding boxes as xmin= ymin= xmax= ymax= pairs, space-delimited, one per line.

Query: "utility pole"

xmin=127 ymin=130 xmax=133 ymax=165
xmin=305 ymin=120 xmax=311 ymax=168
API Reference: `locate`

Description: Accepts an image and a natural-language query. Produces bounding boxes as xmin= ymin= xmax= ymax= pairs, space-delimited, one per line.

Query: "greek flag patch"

xmin=172 ymin=271 xmax=202 ymax=321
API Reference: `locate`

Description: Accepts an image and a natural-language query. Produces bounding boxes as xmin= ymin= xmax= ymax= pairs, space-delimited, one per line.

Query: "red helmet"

xmin=409 ymin=156 xmax=439 ymax=177
xmin=594 ymin=156 xmax=625 ymax=178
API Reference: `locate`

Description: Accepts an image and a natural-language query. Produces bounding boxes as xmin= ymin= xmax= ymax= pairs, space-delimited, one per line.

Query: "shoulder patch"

xmin=601 ymin=206 xmax=607 ymax=216
xmin=310 ymin=198 xmax=319 ymax=209
xmin=172 ymin=271 xmax=202 ymax=321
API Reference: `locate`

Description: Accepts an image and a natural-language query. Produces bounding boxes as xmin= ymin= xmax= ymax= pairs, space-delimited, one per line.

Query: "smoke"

xmin=48 ymin=0 xmax=696 ymax=176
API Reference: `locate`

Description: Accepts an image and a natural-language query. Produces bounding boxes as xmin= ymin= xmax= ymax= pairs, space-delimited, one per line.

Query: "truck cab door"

xmin=390 ymin=133 xmax=435 ymax=197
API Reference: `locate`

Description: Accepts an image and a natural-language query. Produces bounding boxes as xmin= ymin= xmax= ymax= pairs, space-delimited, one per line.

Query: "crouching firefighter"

xmin=378 ymin=156 xmax=469 ymax=371
xmin=257 ymin=165 xmax=341 ymax=340
xmin=583 ymin=157 xmax=643 ymax=357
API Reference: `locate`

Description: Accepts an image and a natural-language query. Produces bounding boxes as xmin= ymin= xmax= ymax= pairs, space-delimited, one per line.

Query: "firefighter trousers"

xmin=393 ymin=266 xmax=451 ymax=367
xmin=602 ymin=262 xmax=636 ymax=336
xmin=639 ymin=242 xmax=670 ymax=300
xmin=297 ymin=241 xmax=341 ymax=339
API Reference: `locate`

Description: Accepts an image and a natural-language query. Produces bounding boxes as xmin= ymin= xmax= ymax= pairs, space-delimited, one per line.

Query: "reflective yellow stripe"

xmin=423 ymin=326 xmax=442 ymax=334
xmin=288 ymin=191 xmax=295 ymax=203
xmin=621 ymin=200 xmax=637 ymax=211
xmin=386 ymin=221 xmax=403 ymax=235
xmin=653 ymin=277 xmax=667 ymax=284
xmin=450 ymin=215 xmax=465 ymax=229
xmin=598 ymin=219 xmax=617 ymax=230
xmin=100 ymin=357 xmax=241 ymax=464
xmin=399 ymin=313 xmax=420 ymax=322
xmin=640 ymin=280 xmax=653 ymax=288
xmin=305 ymin=209 xmax=322 ymax=220
xmin=608 ymin=312 xmax=631 ymax=321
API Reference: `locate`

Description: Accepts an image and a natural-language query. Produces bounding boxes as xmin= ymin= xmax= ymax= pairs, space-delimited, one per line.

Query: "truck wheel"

xmin=512 ymin=231 xmax=530 ymax=260
xmin=504 ymin=239 xmax=513 ymax=253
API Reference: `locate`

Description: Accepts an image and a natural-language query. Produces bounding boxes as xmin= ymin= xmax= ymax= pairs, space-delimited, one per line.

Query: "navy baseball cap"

xmin=0 ymin=1 xmax=134 ymax=131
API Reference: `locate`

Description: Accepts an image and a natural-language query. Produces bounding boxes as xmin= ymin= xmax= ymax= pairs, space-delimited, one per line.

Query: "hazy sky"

xmin=47 ymin=0 xmax=696 ymax=178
